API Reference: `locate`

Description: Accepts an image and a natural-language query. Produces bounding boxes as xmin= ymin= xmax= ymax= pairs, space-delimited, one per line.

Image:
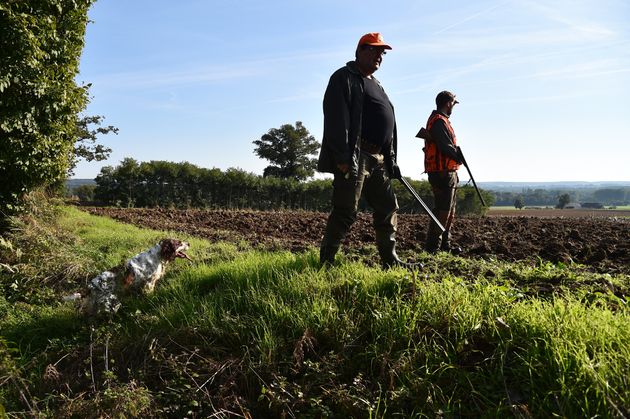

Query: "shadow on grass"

xmin=2 ymin=307 xmax=88 ymax=356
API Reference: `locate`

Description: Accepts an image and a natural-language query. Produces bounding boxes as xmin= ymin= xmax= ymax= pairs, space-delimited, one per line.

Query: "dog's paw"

xmin=63 ymin=292 xmax=82 ymax=302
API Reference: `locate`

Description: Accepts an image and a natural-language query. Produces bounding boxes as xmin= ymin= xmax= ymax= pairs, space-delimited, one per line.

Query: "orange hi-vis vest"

xmin=424 ymin=112 xmax=460 ymax=173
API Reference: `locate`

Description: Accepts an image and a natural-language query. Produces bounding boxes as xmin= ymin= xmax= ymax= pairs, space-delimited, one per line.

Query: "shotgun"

xmin=456 ymin=146 xmax=487 ymax=207
xmin=416 ymin=127 xmax=487 ymax=207
xmin=398 ymin=176 xmax=445 ymax=233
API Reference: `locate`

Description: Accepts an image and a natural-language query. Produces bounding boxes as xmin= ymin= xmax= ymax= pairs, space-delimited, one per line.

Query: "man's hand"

xmin=390 ymin=163 xmax=402 ymax=180
xmin=336 ymin=163 xmax=350 ymax=174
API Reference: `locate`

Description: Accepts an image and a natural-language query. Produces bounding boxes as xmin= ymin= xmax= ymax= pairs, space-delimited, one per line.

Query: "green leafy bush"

xmin=0 ymin=0 xmax=93 ymax=214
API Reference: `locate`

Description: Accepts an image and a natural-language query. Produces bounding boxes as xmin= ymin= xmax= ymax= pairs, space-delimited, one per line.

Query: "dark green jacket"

xmin=317 ymin=61 xmax=398 ymax=175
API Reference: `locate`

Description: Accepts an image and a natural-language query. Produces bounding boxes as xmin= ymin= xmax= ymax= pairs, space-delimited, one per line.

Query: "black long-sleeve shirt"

xmin=361 ymin=77 xmax=395 ymax=148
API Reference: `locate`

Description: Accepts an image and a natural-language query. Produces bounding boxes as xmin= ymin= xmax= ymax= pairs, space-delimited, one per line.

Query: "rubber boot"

xmin=427 ymin=210 xmax=453 ymax=253
xmin=377 ymin=237 xmax=423 ymax=270
xmin=425 ymin=222 xmax=442 ymax=254
xmin=440 ymin=231 xmax=462 ymax=255
xmin=319 ymin=244 xmax=339 ymax=267
xmin=440 ymin=242 xmax=462 ymax=255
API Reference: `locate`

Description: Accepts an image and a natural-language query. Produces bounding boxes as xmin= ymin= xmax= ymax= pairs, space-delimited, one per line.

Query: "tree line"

xmin=84 ymin=158 xmax=492 ymax=215
xmin=494 ymin=188 xmax=630 ymax=207
xmin=1 ymin=2 xmax=491 ymax=219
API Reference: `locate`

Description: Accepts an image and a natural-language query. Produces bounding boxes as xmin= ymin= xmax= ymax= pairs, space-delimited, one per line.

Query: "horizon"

xmin=74 ymin=1 xmax=630 ymax=183
xmin=68 ymin=175 xmax=630 ymax=186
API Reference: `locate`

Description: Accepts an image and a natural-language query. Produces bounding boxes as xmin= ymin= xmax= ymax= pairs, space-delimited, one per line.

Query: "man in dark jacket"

xmin=317 ymin=32 xmax=413 ymax=269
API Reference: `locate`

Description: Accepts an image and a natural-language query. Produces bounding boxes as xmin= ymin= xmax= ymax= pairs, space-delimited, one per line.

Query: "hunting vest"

xmin=424 ymin=112 xmax=460 ymax=173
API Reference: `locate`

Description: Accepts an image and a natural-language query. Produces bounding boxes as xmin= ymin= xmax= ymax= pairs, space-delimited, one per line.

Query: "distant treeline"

xmin=73 ymin=158 xmax=492 ymax=215
xmin=493 ymin=188 xmax=630 ymax=206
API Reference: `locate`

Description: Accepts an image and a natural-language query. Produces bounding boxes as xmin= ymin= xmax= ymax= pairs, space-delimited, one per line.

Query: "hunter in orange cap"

xmin=317 ymin=32 xmax=418 ymax=270
xmin=356 ymin=32 xmax=392 ymax=50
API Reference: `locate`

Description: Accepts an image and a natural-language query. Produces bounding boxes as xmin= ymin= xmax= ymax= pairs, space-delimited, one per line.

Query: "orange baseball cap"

xmin=357 ymin=32 xmax=392 ymax=50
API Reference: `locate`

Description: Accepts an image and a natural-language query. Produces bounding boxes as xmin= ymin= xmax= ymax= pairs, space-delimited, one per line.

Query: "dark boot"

xmin=425 ymin=225 xmax=441 ymax=254
xmin=440 ymin=231 xmax=462 ymax=254
xmin=425 ymin=240 xmax=440 ymax=254
xmin=377 ymin=237 xmax=423 ymax=270
xmin=382 ymin=251 xmax=423 ymax=270
xmin=427 ymin=210 xmax=451 ymax=254
xmin=440 ymin=242 xmax=463 ymax=255
xmin=320 ymin=244 xmax=339 ymax=266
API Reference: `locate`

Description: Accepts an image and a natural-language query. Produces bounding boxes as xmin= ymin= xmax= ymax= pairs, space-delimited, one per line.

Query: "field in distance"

xmin=488 ymin=206 xmax=630 ymax=218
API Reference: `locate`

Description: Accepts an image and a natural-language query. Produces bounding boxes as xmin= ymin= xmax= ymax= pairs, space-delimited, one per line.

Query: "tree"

xmin=456 ymin=185 xmax=493 ymax=216
xmin=94 ymin=158 xmax=139 ymax=207
xmin=68 ymin=114 xmax=118 ymax=175
xmin=0 ymin=0 xmax=94 ymax=214
xmin=94 ymin=165 xmax=117 ymax=204
xmin=593 ymin=188 xmax=626 ymax=205
xmin=557 ymin=193 xmax=571 ymax=209
xmin=73 ymin=184 xmax=96 ymax=201
xmin=514 ymin=196 xmax=525 ymax=209
xmin=253 ymin=121 xmax=320 ymax=181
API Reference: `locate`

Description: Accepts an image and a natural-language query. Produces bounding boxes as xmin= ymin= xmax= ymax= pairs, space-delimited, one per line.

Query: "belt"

xmin=360 ymin=140 xmax=383 ymax=154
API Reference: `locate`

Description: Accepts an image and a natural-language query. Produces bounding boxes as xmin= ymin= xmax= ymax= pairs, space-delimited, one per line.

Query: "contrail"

xmin=434 ymin=0 xmax=513 ymax=35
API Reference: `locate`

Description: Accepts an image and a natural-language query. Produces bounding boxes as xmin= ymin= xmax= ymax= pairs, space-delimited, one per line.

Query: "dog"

xmin=66 ymin=239 xmax=191 ymax=316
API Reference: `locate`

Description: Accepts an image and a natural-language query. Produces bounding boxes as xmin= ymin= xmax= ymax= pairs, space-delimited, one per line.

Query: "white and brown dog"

xmin=68 ymin=239 xmax=191 ymax=316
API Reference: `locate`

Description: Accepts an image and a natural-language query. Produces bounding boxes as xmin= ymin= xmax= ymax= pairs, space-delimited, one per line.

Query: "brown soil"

xmin=82 ymin=207 xmax=630 ymax=274
xmin=488 ymin=208 xmax=630 ymax=218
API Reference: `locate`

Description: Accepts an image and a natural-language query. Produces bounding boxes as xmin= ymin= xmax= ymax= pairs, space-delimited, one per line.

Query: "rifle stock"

xmin=415 ymin=127 xmax=430 ymax=140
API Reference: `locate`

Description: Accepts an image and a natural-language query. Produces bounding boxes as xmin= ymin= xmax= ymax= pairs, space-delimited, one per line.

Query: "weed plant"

xmin=0 ymin=203 xmax=628 ymax=417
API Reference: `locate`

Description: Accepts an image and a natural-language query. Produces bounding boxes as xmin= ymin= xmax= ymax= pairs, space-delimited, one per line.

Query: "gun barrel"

xmin=458 ymin=148 xmax=486 ymax=207
xmin=399 ymin=177 xmax=445 ymax=233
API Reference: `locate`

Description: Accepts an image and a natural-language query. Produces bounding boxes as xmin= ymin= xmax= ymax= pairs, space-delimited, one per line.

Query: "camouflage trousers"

xmin=426 ymin=171 xmax=458 ymax=251
xmin=320 ymin=152 xmax=399 ymax=258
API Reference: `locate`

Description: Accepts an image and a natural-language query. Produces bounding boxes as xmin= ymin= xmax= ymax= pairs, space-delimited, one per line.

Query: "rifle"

xmin=456 ymin=146 xmax=486 ymax=207
xmin=416 ymin=127 xmax=487 ymax=207
xmin=397 ymin=176 xmax=445 ymax=233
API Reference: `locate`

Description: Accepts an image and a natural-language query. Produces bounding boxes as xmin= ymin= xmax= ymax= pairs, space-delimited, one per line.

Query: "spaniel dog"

xmin=68 ymin=239 xmax=191 ymax=316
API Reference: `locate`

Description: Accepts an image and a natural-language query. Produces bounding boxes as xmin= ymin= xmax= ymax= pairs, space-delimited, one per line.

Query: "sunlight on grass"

xmin=1 ymin=205 xmax=628 ymax=417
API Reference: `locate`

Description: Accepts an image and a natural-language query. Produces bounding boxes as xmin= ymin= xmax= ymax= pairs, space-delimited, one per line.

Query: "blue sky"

xmin=75 ymin=0 xmax=630 ymax=182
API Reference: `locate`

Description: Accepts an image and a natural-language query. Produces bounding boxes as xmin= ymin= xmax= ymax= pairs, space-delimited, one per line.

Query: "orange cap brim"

xmin=363 ymin=42 xmax=392 ymax=50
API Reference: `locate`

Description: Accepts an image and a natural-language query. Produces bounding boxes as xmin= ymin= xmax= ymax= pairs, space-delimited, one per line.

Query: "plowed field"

xmin=83 ymin=207 xmax=630 ymax=274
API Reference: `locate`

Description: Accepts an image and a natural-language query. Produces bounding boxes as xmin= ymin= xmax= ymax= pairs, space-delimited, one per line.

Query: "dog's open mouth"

xmin=176 ymin=249 xmax=192 ymax=260
xmin=175 ymin=242 xmax=192 ymax=261
xmin=161 ymin=239 xmax=193 ymax=262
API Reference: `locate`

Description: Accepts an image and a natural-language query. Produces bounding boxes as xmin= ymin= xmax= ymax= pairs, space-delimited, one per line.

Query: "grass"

xmin=1 ymin=201 xmax=629 ymax=417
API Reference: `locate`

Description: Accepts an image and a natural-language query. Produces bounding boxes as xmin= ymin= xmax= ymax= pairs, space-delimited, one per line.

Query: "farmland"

xmin=84 ymin=206 xmax=630 ymax=274
xmin=488 ymin=207 xmax=630 ymax=218
xmin=1 ymin=204 xmax=629 ymax=417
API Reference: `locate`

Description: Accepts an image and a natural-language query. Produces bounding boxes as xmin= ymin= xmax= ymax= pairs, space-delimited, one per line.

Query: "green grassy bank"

xmin=1 ymin=204 xmax=628 ymax=417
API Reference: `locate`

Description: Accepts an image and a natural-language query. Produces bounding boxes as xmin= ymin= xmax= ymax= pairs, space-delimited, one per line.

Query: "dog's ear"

xmin=123 ymin=269 xmax=135 ymax=288
xmin=110 ymin=265 xmax=124 ymax=275
xmin=160 ymin=238 xmax=180 ymax=261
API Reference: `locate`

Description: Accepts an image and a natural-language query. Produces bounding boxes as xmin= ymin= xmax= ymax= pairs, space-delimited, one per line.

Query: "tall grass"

xmin=1 ymin=205 xmax=628 ymax=417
